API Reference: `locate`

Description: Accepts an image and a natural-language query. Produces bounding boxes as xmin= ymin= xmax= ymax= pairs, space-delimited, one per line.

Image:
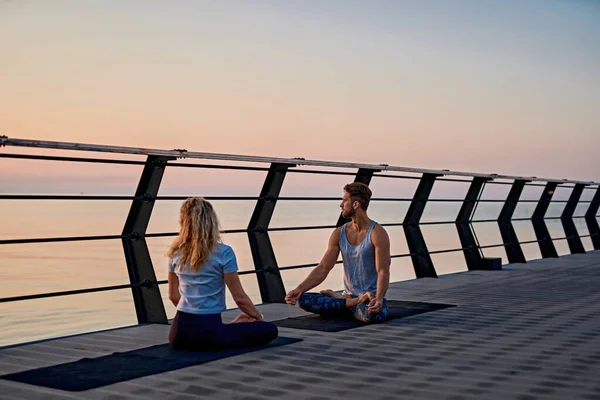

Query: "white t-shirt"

xmin=168 ymin=243 xmax=238 ymax=315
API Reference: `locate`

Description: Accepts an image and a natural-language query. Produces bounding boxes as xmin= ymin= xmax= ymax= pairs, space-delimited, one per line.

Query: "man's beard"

xmin=342 ymin=209 xmax=355 ymax=218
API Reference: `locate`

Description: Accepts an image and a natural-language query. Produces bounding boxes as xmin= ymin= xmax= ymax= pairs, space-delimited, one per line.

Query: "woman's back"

xmin=167 ymin=197 xmax=277 ymax=351
xmin=169 ymin=243 xmax=237 ymax=315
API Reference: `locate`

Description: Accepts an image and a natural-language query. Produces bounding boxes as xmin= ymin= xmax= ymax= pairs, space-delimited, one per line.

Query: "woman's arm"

xmin=167 ymin=272 xmax=181 ymax=307
xmin=224 ymin=272 xmax=263 ymax=321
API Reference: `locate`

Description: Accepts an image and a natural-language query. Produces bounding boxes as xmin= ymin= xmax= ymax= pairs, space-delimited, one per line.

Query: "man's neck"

xmin=349 ymin=212 xmax=371 ymax=231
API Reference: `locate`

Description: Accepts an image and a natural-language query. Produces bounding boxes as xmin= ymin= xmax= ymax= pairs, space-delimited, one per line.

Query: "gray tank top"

xmin=340 ymin=220 xmax=378 ymax=297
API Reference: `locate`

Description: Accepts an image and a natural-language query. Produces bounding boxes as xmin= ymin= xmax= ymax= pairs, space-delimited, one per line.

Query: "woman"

xmin=167 ymin=197 xmax=278 ymax=351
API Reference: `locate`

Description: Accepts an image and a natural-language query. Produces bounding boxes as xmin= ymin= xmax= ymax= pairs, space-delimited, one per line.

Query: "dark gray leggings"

xmin=169 ymin=311 xmax=278 ymax=351
xmin=298 ymin=292 xmax=388 ymax=322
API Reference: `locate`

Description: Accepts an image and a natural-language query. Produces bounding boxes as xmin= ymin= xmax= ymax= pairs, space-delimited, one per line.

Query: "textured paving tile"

xmin=1 ymin=251 xmax=599 ymax=399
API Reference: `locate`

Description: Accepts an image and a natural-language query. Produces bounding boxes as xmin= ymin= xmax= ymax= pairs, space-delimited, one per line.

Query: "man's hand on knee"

xmin=368 ymin=296 xmax=384 ymax=314
xmin=285 ymin=288 xmax=303 ymax=305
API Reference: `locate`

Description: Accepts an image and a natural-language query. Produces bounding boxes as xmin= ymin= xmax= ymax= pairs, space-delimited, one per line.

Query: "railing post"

xmin=532 ymin=182 xmax=559 ymax=258
xmin=404 ymin=173 xmax=439 ymax=278
xmin=336 ymin=168 xmax=379 ymax=227
xmin=498 ymin=179 xmax=528 ymax=264
xmin=561 ymin=183 xmax=587 ymax=254
xmin=122 ymin=155 xmax=173 ymax=324
xmin=247 ymin=163 xmax=292 ymax=303
xmin=456 ymin=177 xmax=500 ymax=270
xmin=585 ymin=187 xmax=600 ymax=250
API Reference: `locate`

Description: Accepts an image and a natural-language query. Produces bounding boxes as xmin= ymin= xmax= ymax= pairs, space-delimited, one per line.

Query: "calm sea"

xmin=0 ymin=168 xmax=596 ymax=347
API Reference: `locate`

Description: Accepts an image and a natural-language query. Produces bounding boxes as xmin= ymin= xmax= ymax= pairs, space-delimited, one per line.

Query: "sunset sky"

xmin=1 ymin=0 xmax=599 ymax=190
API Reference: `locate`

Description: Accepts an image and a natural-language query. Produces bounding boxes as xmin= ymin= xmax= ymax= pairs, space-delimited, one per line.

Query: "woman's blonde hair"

xmin=166 ymin=197 xmax=221 ymax=272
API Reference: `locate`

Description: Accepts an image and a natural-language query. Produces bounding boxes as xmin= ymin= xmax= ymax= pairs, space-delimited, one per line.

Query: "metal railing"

xmin=1 ymin=136 xmax=599 ymax=325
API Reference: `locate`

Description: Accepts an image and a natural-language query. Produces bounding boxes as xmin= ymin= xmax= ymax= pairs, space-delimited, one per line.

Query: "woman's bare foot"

xmin=320 ymin=289 xmax=346 ymax=299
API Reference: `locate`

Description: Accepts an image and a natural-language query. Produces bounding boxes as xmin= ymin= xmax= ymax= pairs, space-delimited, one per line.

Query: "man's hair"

xmin=343 ymin=182 xmax=372 ymax=210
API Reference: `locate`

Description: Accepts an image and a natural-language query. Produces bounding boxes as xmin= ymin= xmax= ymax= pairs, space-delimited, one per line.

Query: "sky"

xmin=1 ymin=0 xmax=599 ymax=192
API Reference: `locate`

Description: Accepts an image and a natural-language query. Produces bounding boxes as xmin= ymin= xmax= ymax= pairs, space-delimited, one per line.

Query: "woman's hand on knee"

xmin=231 ymin=313 xmax=254 ymax=323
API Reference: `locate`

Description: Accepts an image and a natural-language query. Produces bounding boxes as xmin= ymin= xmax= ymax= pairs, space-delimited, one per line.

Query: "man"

xmin=285 ymin=182 xmax=391 ymax=322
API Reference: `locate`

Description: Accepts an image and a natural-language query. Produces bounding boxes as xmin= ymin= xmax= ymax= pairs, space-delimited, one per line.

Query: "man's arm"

xmin=369 ymin=225 xmax=391 ymax=312
xmin=285 ymin=228 xmax=341 ymax=304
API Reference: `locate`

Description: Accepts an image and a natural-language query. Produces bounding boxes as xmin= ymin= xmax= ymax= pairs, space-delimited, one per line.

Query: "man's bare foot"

xmin=345 ymin=292 xmax=371 ymax=308
xmin=320 ymin=289 xmax=347 ymax=299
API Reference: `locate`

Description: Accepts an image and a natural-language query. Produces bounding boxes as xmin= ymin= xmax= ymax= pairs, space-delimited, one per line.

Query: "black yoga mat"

xmin=2 ymin=336 xmax=302 ymax=392
xmin=274 ymin=300 xmax=455 ymax=332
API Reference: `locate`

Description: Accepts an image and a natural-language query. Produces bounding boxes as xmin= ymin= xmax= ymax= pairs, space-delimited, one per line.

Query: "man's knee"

xmin=298 ymin=293 xmax=316 ymax=311
xmin=353 ymin=303 xmax=388 ymax=323
xmin=299 ymin=292 xmax=345 ymax=313
xmin=353 ymin=304 xmax=371 ymax=322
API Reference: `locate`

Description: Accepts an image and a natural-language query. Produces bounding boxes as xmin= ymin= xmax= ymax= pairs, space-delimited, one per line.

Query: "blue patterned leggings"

xmin=298 ymin=293 xmax=388 ymax=323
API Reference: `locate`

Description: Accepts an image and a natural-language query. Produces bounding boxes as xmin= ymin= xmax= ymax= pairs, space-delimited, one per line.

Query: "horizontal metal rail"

xmin=2 ymin=137 xmax=598 ymax=185
xmin=145 ymin=228 xmax=248 ymax=238
xmin=0 ymin=229 xmax=249 ymax=245
xmin=0 ymin=230 xmax=596 ymax=304
xmin=0 ymin=234 xmax=125 ymax=245
xmin=0 ymin=282 xmax=146 ymax=303
xmin=0 ymin=153 xmax=148 ymax=166
xmin=0 ymin=195 xmax=140 ymax=201
xmin=372 ymin=174 xmax=595 ymax=189
xmin=3 ymin=153 xmax=597 ymax=191
xmin=469 ymin=216 xmax=588 ymax=224
xmin=0 ymin=216 xmax=591 ymax=245
xmin=0 ymin=154 xmax=584 ymax=191
xmin=1 ymin=193 xmax=592 ymax=203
